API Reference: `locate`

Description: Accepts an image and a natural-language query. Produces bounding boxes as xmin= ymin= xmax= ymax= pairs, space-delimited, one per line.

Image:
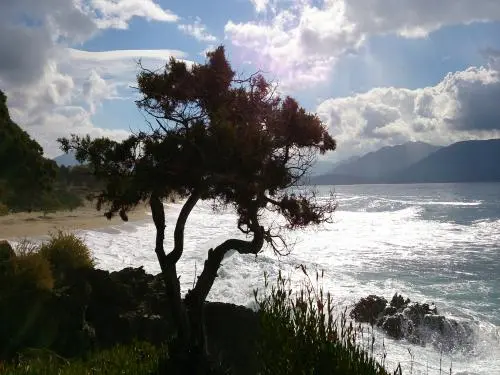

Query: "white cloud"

xmin=90 ymin=0 xmax=178 ymax=29
xmin=178 ymin=17 xmax=217 ymax=42
xmin=0 ymin=1 xmax=183 ymax=158
xmin=66 ymin=48 xmax=187 ymax=79
xmin=250 ymin=0 xmax=269 ymax=13
xmin=230 ymin=0 xmax=500 ymax=87
xmin=317 ymin=63 xmax=500 ymax=158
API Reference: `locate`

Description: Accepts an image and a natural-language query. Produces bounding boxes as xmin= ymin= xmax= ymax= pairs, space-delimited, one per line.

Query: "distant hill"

xmin=332 ymin=141 xmax=441 ymax=179
xmin=388 ymin=139 xmax=500 ymax=183
xmin=310 ymin=155 xmax=361 ymax=176
xmin=304 ymin=173 xmax=373 ymax=185
xmin=54 ymin=151 xmax=80 ymax=167
xmin=309 ymin=139 xmax=500 ymax=185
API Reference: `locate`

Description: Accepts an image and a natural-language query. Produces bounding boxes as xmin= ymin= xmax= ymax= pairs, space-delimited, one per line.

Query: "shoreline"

xmin=0 ymin=202 xmax=151 ymax=241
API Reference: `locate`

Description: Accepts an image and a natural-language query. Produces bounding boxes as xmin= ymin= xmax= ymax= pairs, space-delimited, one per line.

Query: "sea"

xmin=61 ymin=183 xmax=500 ymax=374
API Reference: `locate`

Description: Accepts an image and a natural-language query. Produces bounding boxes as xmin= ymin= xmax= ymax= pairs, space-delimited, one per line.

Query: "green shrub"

xmin=39 ymin=232 xmax=94 ymax=282
xmin=1 ymin=342 xmax=166 ymax=375
xmin=7 ymin=252 xmax=54 ymax=292
xmin=55 ymin=190 xmax=83 ymax=212
xmin=0 ymin=202 xmax=8 ymax=216
xmin=255 ymin=270 xmax=391 ymax=375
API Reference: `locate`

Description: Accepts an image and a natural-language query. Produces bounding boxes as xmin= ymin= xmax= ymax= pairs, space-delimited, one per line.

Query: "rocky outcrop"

xmin=350 ymin=295 xmax=388 ymax=324
xmin=0 ymin=266 xmax=258 ymax=374
xmin=0 ymin=240 xmax=14 ymax=261
xmin=351 ymin=293 xmax=474 ymax=352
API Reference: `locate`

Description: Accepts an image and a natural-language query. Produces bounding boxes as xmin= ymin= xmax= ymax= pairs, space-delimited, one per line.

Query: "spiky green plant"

xmin=255 ymin=269 xmax=394 ymax=375
xmin=1 ymin=342 xmax=166 ymax=375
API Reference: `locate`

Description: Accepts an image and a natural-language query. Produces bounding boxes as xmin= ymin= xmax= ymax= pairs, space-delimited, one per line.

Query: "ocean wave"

xmin=377 ymin=198 xmax=483 ymax=206
xmin=38 ymin=187 xmax=500 ymax=375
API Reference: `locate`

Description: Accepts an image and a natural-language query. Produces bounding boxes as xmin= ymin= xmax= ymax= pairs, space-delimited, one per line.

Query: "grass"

xmin=0 ymin=342 xmax=166 ymax=375
xmin=255 ymin=269 xmax=397 ymax=375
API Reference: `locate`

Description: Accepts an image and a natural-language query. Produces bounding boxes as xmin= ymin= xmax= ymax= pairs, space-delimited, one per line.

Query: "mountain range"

xmin=55 ymin=139 xmax=500 ymax=185
xmin=309 ymin=139 xmax=500 ymax=185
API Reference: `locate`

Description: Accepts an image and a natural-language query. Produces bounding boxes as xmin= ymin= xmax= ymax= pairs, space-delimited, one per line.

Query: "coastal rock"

xmin=350 ymin=295 xmax=387 ymax=324
xmin=0 ymin=265 xmax=258 ymax=374
xmin=0 ymin=240 xmax=14 ymax=261
xmin=378 ymin=313 xmax=406 ymax=339
xmin=352 ymin=293 xmax=474 ymax=352
xmin=390 ymin=293 xmax=409 ymax=310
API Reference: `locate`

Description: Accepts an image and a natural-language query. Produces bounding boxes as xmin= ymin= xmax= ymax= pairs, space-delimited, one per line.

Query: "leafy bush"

xmin=39 ymin=232 xmax=94 ymax=283
xmin=255 ymin=270 xmax=391 ymax=375
xmin=0 ymin=202 xmax=8 ymax=216
xmin=1 ymin=342 xmax=166 ymax=375
xmin=55 ymin=189 xmax=83 ymax=212
xmin=6 ymin=252 xmax=54 ymax=292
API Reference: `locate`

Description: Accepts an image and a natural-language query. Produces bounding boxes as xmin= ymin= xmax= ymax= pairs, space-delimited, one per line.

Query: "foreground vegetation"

xmin=1 ymin=233 xmax=393 ymax=374
xmin=256 ymin=271 xmax=392 ymax=375
xmin=0 ymin=342 xmax=165 ymax=375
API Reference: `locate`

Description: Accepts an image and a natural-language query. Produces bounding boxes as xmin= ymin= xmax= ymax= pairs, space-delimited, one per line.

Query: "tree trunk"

xmin=151 ymin=192 xmax=263 ymax=372
xmin=185 ymin=227 xmax=265 ymax=357
xmin=150 ymin=192 xmax=200 ymax=368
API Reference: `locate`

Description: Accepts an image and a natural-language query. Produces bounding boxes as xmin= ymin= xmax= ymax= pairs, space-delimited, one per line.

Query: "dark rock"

xmin=350 ymin=295 xmax=387 ymax=324
xmin=383 ymin=306 xmax=397 ymax=316
xmin=352 ymin=294 xmax=474 ymax=353
xmin=205 ymin=302 xmax=259 ymax=375
xmin=423 ymin=314 xmax=446 ymax=333
xmin=0 ymin=240 xmax=14 ymax=261
xmin=390 ymin=293 xmax=408 ymax=309
xmin=0 ymin=240 xmax=15 ymax=276
xmin=378 ymin=314 xmax=406 ymax=339
xmin=1 ymin=264 xmax=260 ymax=373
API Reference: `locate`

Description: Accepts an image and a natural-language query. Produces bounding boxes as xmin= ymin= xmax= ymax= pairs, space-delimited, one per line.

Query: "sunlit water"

xmin=27 ymin=183 xmax=500 ymax=374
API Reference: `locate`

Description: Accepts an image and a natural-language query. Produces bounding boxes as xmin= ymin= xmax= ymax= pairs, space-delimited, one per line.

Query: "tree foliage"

xmin=59 ymin=46 xmax=337 ymax=368
xmin=0 ymin=90 xmax=57 ymax=211
xmin=0 ymin=90 xmax=85 ymax=213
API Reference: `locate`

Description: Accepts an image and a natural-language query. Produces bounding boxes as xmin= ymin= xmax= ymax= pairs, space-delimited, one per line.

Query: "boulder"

xmin=378 ymin=313 xmax=406 ymax=339
xmin=350 ymin=295 xmax=387 ymax=324
xmin=352 ymin=294 xmax=474 ymax=352
xmin=0 ymin=240 xmax=15 ymax=262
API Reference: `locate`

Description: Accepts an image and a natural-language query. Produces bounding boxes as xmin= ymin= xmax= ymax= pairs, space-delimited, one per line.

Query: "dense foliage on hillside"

xmin=0 ymin=90 xmax=84 ymax=213
xmin=0 ymin=91 xmax=57 ymax=211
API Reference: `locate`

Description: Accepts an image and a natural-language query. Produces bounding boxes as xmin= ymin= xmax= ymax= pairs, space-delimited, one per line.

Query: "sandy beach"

xmin=0 ymin=202 xmax=151 ymax=241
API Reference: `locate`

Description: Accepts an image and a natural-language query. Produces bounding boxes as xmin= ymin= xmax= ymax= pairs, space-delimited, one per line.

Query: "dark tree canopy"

xmin=59 ymin=46 xmax=337 ymax=366
xmin=60 ymin=47 xmax=336 ymax=246
xmin=0 ymin=90 xmax=57 ymax=211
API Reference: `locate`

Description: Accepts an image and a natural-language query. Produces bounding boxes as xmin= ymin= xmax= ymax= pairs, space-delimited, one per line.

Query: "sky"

xmin=1 ymin=0 xmax=500 ymax=162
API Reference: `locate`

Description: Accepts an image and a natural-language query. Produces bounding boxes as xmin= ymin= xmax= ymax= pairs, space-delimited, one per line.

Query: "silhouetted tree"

xmin=59 ymin=46 xmax=336 ymax=371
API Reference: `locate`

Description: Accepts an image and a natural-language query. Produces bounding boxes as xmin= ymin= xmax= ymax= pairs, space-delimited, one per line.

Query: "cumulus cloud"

xmin=68 ymin=48 xmax=188 ymax=112
xmin=250 ymin=0 xmax=270 ymax=13
xmin=0 ymin=0 xmax=181 ymax=157
xmin=178 ymin=17 xmax=217 ymax=42
xmin=91 ymin=0 xmax=178 ymax=29
xmin=317 ymin=63 xmax=500 ymax=158
xmin=228 ymin=0 xmax=500 ymax=87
